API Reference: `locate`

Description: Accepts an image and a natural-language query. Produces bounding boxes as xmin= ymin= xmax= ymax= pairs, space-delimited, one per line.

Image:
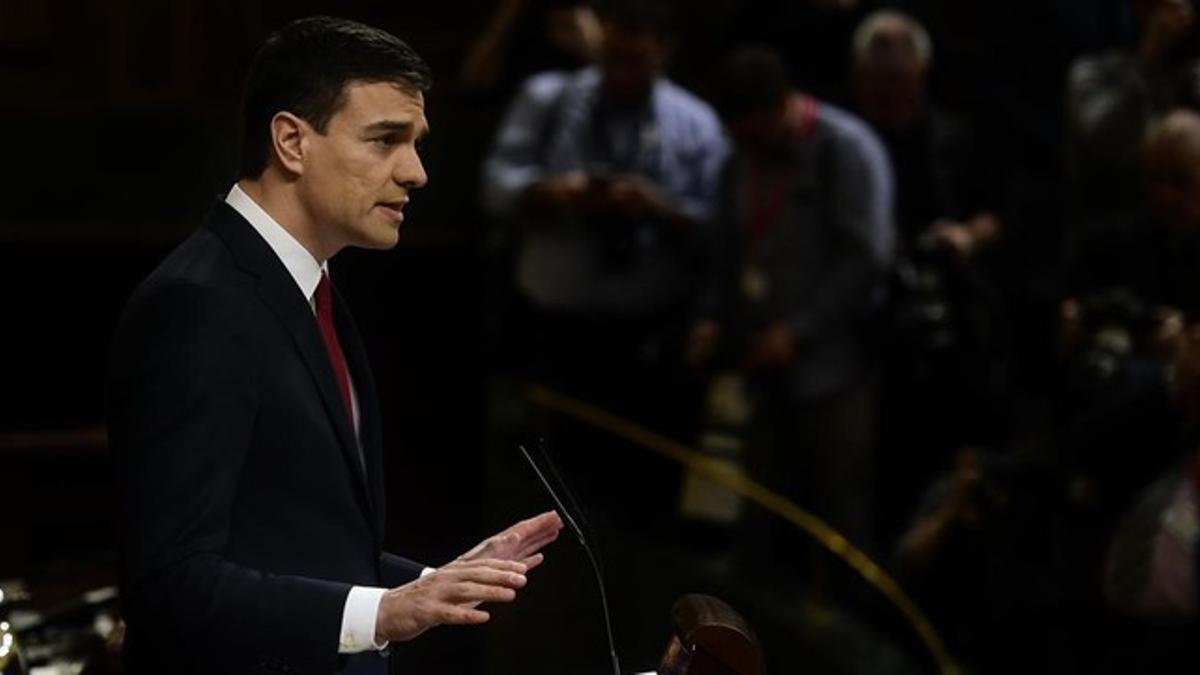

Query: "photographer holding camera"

xmin=1057 ymin=110 xmax=1200 ymax=501
xmin=893 ymin=108 xmax=1200 ymax=672
xmin=481 ymin=0 xmax=727 ymax=420
xmin=1054 ymin=106 xmax=1200 ymax=606
xmin=893 ymin=293 xmax=1191 ymax=673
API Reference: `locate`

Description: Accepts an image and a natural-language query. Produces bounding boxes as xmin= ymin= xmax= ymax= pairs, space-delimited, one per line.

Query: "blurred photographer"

xmin=896 ymin=102 xmax=1200 ymax=664
xmin=894 ymin=309 xmax=1187 ymax=672
xmin=1014 ymin=109 xmax=1200 ymax=667
xmin=480 ymin=0 xmax=727 ymax=525
xmin=1054 ymin=290 xmax=1183 ymax=527
xmin=1059 ymin=109 xmax=1197 ymax=575
xmin=1065 ymin=108 xmax=1200 ymax=389
xmin=893 ymin=442 xmax=1064 ymax=674
xmin=851 ymin=10 xmax=1002 ymax=258
xmin=689 ymin=46 xmax=894 ymax=559
xmin=481 ymin=0 xmax=727 ymax=418
xmin=847 ymin=11 xmax=1014 ymax=542
xmin=1063 ymin=108 xmax=1200 ymax=406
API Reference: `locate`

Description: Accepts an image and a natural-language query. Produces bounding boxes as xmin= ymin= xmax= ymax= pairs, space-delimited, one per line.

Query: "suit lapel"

xmin=203 ymin=202 xmax=377 ymax=530
xmin=333 ymin=288 xmax=387 ymax=540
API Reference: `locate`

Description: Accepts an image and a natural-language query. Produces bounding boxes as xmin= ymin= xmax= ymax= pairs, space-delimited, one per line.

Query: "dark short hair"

xmin=712 ymin=46 xmax=791 ymax=122
xmin=595 ymin=0 xmax=676 ymax=34
xmin=238 ymin=16 xmax=433 ymax=179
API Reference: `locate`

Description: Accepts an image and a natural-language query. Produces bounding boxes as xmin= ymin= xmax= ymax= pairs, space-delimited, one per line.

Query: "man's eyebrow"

xmin=363 ymin=120 xmax=430 ymax=138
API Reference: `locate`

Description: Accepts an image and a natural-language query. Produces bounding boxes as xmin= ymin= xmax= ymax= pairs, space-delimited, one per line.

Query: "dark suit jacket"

xmin=108 ymin=201 xmax=424 ymax=674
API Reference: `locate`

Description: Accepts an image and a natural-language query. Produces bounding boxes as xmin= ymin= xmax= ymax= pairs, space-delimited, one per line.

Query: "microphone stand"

xmin=519 ymin=444 xmax=622 ymax=675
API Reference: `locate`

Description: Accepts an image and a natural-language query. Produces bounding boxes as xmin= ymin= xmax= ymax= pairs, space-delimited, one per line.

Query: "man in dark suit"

xmin=108 ymin=16 xmax=562 ymax=675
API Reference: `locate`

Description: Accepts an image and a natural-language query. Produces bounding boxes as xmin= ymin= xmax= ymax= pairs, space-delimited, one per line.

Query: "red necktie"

xmin=314 ymin=271 xmax=355 ymax=428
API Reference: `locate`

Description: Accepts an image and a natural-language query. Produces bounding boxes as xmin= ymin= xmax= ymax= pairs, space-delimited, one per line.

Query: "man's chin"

xmin=353 ymin=228 xmax=402 ymax=251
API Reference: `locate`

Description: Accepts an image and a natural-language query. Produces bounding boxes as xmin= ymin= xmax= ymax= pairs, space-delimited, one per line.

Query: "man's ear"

xmin=270 ymin=111 xmax=309 ymax=176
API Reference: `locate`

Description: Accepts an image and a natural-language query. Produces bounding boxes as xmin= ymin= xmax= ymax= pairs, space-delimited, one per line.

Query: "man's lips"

xmin=377 ymin=201 xmax=406 ymax=223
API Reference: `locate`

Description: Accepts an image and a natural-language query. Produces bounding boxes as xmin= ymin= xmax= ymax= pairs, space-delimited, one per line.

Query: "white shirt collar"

xmin=225 ymin=183 xmax=327 ymax=304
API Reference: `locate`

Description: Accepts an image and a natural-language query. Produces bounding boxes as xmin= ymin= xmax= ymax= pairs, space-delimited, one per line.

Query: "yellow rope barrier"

xmin=526 ymin=383 xmax=960 ymax=675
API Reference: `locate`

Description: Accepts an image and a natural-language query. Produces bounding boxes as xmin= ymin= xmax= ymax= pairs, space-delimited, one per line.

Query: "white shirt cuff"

xmin=338 ymin=585 xmax=388 ymax=653
xmin=420 ymin=566 xmax=436 ymax=578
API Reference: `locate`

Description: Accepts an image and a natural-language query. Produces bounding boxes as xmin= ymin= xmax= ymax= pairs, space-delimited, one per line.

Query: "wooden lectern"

xmin=658 ymin=594 xmax=764 ymax=675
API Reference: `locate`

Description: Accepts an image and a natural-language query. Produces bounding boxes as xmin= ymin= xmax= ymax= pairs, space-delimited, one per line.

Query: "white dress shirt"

xmin=225 ymin=183 xmax=387 ymax=654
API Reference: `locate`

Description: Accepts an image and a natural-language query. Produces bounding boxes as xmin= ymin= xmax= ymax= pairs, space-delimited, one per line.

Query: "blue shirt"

xmin=483 ymin=67 xmax=728 ymax=315
xmin=705 ymin=99 xmax=895 ymax=398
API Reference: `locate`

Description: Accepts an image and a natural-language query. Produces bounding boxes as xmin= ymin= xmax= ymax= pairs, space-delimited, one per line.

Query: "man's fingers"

xmin=525 ymin=510 xmax=565 ymax=528
xmin=441 ymin=563 xmax=528 ymax=588
xmin=514 ymin=529 xmax=558 ymax=553
xmin=514 ymin=529 xmax=561 ymax=559
xmin=445 ymin=581 xmax=519 ymax=605
xmin=505 ymin=511 xmax=564 ymax=544
xmin=436 ymin=605 xmax=490 ymax=625
xmin=521 ymin=521 xmax=564 ymax=545
xmin=456 ymin=511 xmax=565 ymax=566
xmin=446 ymin=557 xmax=528 ymax=574
xmin=507 ymin=512 xmax=564 ymax=556
xmin=376 ymin=544 xmax=547 ymax=642
xmin=378 ymin=581 xmax=496 ymax=643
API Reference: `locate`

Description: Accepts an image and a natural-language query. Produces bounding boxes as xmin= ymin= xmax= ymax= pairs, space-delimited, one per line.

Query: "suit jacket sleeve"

xmin=379 ymin=552 xmax=427 ymax=587
xmin=110 ymin=281 xmax=349 ymax=674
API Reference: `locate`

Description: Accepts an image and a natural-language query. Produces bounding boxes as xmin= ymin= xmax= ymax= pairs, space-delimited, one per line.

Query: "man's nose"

xmin=394 ymin=149 xmax=428 ymax=189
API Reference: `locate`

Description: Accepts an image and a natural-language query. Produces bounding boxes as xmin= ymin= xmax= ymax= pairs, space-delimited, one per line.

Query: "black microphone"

xmin=518 ymin=443 xmax=622 ymax=675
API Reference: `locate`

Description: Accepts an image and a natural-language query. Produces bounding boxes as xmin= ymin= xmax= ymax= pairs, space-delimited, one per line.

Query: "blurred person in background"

xmin=1067 ymin=0 xmax=1200 ymax=243
xmin=1069 ymin=108 xmax=1200 ymax=318
xmin=1102 ymin=323 xmax=1198 ymax=668
xmin=851 ymin=9 xmax=1001 ymax=258
xmin=1046 ymin=110 xmax=1200 ymax=674
xmin=460 ymin=0 xmax=604 ymax=360
xmin=849 ymin=8 xmax=1012 ymax=544
xmin=899 ymin=307 xmax=1200 ymax=672
xmin=922 ymin=106 xmax=1200 ymax=674
xmin=691 ymin=46 xmax=893 ymax=563
xmin=1055 ymin=111 xmax=1200 ymax=570
xmin=481 ymin=0 xmax=726 ymax=411
xmin=1059 ymin=109 xmax=1200 ymax=503
xmin=480 ymin=0 xmax=727 ymax=521
xmin=896 ymin=279 xmax=1197 ymax=673
xmin=893 ymin=443 xmax=1065 ymax=674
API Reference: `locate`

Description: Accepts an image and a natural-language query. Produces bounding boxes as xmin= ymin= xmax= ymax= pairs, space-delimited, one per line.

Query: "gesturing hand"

xmin=456 ymin=510 xmax=564 ymax=571
xmin=375 ymin=512 xmax=564 ymax=644
xmin=374 ymin=558 xmax=529 ymax=644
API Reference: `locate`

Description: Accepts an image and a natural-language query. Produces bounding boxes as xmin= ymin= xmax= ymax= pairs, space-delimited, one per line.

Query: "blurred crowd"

xmin=467 ymin=0 xmax=1200 ymax=671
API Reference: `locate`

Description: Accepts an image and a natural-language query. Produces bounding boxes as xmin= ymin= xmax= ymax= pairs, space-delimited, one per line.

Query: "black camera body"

xmin=1070 ymin=288 xmax=1161 ymax=387
xmin=886 ymin=231 xmax=975 ymax=375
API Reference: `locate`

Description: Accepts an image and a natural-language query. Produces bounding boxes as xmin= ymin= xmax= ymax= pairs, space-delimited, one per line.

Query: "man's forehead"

xmin=339 ymin=80 xmax=428 ymax=127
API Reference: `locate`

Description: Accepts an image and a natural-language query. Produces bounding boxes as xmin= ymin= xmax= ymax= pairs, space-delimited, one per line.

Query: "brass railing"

xmin=526 ymin=383 xmax=959 ymax=675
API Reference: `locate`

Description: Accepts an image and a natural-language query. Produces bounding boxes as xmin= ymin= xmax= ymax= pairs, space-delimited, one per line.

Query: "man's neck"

xmin=237 ymin=177 xmax=332 ymax=263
